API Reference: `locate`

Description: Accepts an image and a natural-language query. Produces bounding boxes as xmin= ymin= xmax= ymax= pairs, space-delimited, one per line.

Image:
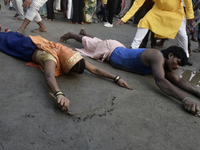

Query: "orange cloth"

xmin=29 ymin=36 xmax=83 ymax=76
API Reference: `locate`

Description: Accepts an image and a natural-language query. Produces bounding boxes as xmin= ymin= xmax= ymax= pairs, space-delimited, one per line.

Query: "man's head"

xmin=161 ymin=46 xmax=187 ymax=70
xmin=70 ymin=58 xmax=85 ymax=74
xmin=58 ymin=47 xmax=85 ymax=74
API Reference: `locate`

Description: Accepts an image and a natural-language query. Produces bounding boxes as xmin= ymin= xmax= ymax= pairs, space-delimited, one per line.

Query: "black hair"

xmin=161 ymin=46 xmax=187 ymax=66
xmin=70 ymin=59 xmax=85 ymax=74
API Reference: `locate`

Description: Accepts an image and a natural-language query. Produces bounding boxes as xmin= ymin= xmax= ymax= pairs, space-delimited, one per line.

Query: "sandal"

xmin=192 ymin=48 xmax=200 ymax=53
xmin=31 ymin=28 xmax=47 ymax=33
xmin=16 ymin=28 xmax=24 ymax=35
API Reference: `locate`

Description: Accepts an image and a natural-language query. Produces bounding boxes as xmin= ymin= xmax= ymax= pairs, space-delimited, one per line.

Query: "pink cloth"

xmin=75 ymin=36 xmax=125 ymax=62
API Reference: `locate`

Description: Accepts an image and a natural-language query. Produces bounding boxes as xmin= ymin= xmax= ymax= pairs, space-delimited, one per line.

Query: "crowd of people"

xmin=2 ymin=0 xmax=200 ymax=117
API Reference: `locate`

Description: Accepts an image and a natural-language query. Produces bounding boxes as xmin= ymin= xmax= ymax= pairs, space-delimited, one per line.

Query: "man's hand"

xmin=115 ymin=19 xmax=124 ymax=26
xmin=187 ymin=19 xmax=193 ymax=26
xmin=117 ymin=79 xmax=133 ymax=90
xmin=183 ymin=99 xmax=200 ymax=117
xmin=22 ymin=0 xmax=33 ymax=9
xmin=4 ymin=0 xmax=10 ymax=5
xmin=57 ymin=95 xmax=70 ymax=113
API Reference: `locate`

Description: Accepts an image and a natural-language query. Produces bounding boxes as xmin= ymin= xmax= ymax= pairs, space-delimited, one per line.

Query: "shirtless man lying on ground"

xmin=59 ymin=28 xmax=200 ymax=116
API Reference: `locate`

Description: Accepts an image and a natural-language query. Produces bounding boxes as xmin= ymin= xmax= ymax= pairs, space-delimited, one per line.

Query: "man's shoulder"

xmin=144 ymin=48 xmax=163 ymax=57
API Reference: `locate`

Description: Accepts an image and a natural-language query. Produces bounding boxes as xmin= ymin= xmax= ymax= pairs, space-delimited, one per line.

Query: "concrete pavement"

xmin=0 ymin=2 xmax=200 ymax=150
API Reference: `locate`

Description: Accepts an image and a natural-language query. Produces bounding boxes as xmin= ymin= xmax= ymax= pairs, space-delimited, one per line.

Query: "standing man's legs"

xmin=19 ymin=0 xmax=47 ymax=33
xmin=176 ymin=16 xmax=192 ymax=65
xmin=131 ymin=27 xmax=149 ymax=48
xmin=104 ymin=0 xmax=119 ymax=27
xmin=12 ymin=0 xmax=25 ymax=20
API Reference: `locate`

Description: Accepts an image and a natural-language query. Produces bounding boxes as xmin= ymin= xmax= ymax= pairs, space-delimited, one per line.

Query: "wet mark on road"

xmin=71 ymin=96 xmax=116 ymax=122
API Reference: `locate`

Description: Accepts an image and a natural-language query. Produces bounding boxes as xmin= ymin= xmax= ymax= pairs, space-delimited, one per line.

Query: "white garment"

xmin=25 ymin=0 xmax=47 ymax=22
xmin=13 ymin=0 xmax=25 ymax=20
xmin=55 ymin=0 xmax=61 ymax=10
xmin=131 ymin=16 xmax=189 ymax=57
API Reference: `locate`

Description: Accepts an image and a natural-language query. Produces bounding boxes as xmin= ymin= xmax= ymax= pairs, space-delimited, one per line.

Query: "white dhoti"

xmin=25 ymin=0 xmax=47 ymax=22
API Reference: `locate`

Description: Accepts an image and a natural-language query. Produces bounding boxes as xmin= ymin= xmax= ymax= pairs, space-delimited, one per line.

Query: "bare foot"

xmin=192 ymin=48 xmax=200 ymax=53
xmin=156 ymin=42 xmax=163 ymax=48
xmin=79 ymin=27 xmax=86 ymax=36
xmin=59 ymin=31 xmax=73 ymax=42
xmin=44 ymin=18 xmax=52 ymax=21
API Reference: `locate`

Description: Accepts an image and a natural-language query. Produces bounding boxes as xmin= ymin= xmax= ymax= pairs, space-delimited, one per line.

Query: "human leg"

xmin=78 ymin=0 xmax=84 ymax=24
xmin=192 ymin=23 xmax=200 ymax=52
xmin=46 ymin=0 xmax=55 ymax=20
xmin=72 ymin=0 xmax=79 ymax=23
xmin=31 ymin=20 xmax=47 ymax=32
xmin=59 ymin=28 xmax=94 ymax=43
xmin=131 ymin=27 xmax=149 ymax=48
xmin=139 ymin=30 xmax=150 ymax=48
xmin=59 ymin=31 xmax=84 ymax=43
xmin=105 ymin=0 xmax=119 ymax=26
xmin=157 ymin=39 xmax=166 ymax=48
xmin=150 ymin=31 xmax=156 ymax=48
xmin=79 ymin=28 xmax=94 ymax=38
xmin=19 ymin=0 xmax=47 ymax=31
xmin=176 ymin=17 xmax=192 ymax=65
xmin=176 ymin=17 xmax=189 ymax=58
xmin=12 ymin=0 xmax=25 ymax=20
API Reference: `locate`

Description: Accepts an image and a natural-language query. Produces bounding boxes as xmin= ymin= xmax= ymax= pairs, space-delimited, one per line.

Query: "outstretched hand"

xmin=57 ymin=95 xmax=70 ymax=113
xmin=183 ymin=99 xmax=200 ymax=117
xmin=117 ymin=79 xmax=133 ymax=90
xmin=22 ymin=0 xmax=33 ymax=9
xmin=115 ymin=19 xmax=124 ymax=26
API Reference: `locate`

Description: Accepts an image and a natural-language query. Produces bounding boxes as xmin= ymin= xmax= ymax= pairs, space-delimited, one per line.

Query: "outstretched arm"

xmin=84 ymin=60 xmax=133 ymax=90
xmin=150 ymin=54 xmax=199 ymax=116
xmin=44 ymin=60 xmax=70 ymax=113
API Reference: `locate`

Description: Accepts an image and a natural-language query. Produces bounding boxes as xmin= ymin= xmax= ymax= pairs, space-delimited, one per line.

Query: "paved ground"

xmin=1 ymin=2 xmax=200 ymax=150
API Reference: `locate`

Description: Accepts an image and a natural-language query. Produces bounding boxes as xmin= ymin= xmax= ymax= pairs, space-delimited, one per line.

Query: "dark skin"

xmin=60 ymin=28 xmax=200 ymax=116
xmin=32 ymin=49 xmax=132 ymax=113
xmin=142 ymin=49 xmax=199 ymax=116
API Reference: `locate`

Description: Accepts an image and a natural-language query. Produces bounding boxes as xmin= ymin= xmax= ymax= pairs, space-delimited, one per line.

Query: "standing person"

xmin=0 ymin=30 xmax=132 ymax=113
xmin=71 ymin=0 xmax=84 ymax=24
xmin=96 ymin=0 xmax=107 ymax=22
xmin=84 ymin=0 xmax=97 ymax=23
xmin=60 ymin=28 xmax=200 ymax=116
xmin=104 ymin=0 xmax=119 ymax=27
xmin=45 ymin=0 xmax=55 ymax=21
xmin=4 ymin=0 xmax=48 ymax=34
xmin=55 ymin=0 xmax=61 ymax=11
xmin=134 ymin=0 xmax=156 ymax=48
xmin=192 ymin=23 xmax=200 ymax=52
xmin=115 ymin=0 xmax=194 ymax=66
xmin=118 ymin=0 xmax=134 ymax=18
xmin=12 ymin=0 xmax=25 ymax=20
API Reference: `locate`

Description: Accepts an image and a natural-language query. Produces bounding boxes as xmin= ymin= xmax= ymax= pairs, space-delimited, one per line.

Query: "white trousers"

xmin=13 ymin=0 xmax=25 ymax=19
xmin=25 ymin=0 xmax=47 ymax=22
xmin=131 ymin=16 xmax=189 ymax=58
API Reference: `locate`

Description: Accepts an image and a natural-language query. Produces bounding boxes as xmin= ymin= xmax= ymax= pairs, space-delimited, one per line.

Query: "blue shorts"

xmin=0 ymin=32 xmax=37 ymax=62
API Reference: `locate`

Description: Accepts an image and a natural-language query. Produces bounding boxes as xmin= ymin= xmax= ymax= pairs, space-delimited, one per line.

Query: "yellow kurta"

xmin=121 ymin=0 xmax=194 ymax=39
